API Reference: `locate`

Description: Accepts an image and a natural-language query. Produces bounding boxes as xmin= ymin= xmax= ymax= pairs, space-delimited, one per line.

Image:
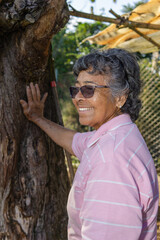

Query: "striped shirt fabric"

xmin=67 ymin=114 xmax=159 ymax=240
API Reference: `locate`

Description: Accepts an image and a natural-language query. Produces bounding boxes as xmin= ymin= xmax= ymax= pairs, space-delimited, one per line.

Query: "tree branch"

xmin=69 ymin=7 xmax=160 ymax=30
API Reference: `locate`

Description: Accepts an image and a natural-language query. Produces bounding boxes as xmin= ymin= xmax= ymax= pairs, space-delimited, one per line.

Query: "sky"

xmin=67 ymin=0 xmax=133 ymax=30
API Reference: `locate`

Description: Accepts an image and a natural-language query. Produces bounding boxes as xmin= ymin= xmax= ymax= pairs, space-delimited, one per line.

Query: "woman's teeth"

xmin=79 ymin=108 xmax=93 ymax=111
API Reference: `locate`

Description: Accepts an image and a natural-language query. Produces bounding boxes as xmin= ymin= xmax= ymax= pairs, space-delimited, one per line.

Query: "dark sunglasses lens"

xmin=81 ymin=86 xmax=95 ymax=98
xmin=69 ymin=85 xmax=95 ymax=98
xmin=69 ymin=87 xmax=79 ymax=98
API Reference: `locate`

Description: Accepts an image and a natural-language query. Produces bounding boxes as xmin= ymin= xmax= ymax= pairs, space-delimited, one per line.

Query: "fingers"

xmin=26 ymin=85 xmax=33 ymax=104
xmin=26 ymin=83 xmax=40 ymax=103
xmin=41 ymin=92 xmax=48 ymax=103
xmin=33 ymin=83 xmax=48 ymax=103
xmin=35 ymin=84 xmax=41 ymax=101
xmin=22 ymin=82 xmax=48 ymax=104
xmin=20 ymin=100 xmax=29 ymax=116
xmin=30 ymin=82 xmax=37 ymax=102
xmin=20 ymin=99 xmax=28 ymax=109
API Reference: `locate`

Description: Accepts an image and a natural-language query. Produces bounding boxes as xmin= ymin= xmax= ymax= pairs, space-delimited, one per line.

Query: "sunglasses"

xmin=69 ymin=85 xmax=109 ymax=98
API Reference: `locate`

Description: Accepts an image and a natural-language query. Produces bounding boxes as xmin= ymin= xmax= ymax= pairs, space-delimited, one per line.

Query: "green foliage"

xmin=51 ymin=21 xmax=107 ymax=76
xmin=51 ymin=21 xmax=107 ymax=102
xmin=71 ymin=155 xmax=80 ymax=172
xmin=51 ymin=21 xmax=107 ymax=131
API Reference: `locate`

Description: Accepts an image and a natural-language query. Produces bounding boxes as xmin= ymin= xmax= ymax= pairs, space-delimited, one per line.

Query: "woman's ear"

xmin=116 ymin=94 xmax=128 ymax=109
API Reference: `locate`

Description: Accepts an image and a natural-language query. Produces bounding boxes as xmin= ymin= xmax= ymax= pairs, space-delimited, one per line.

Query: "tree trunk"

xmin=0 ymin=0 xmax=70 ymax=239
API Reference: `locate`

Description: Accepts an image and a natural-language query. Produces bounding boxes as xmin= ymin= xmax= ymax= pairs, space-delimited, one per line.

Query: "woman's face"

xmin=72 ymin=70 xmax=120 ymax=130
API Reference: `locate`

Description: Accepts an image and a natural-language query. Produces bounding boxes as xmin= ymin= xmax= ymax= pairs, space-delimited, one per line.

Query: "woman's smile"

xmin=72 ymin=70 xmax=119 ymax=129
xmin=78 ymin=107 xmax=94 ymax=112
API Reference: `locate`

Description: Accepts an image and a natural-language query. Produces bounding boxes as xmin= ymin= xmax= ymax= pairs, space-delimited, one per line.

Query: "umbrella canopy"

xmin=83 ymin=0 xmax=160 ymax=53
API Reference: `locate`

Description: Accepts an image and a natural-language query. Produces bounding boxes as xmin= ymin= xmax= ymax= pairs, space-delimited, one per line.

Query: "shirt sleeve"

xmin=72 ymin=131 xmax=95 ymax=161
xmin=79 ymin=162 xmax=143 ymax=240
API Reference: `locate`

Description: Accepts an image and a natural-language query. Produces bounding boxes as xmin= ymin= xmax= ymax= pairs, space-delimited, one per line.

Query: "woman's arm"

xmin=20 ymin=82 xmax=76 ymax=155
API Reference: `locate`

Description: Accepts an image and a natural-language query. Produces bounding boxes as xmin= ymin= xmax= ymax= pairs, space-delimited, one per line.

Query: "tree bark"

xmin=0 ymin=0 xmax=70 ymax=239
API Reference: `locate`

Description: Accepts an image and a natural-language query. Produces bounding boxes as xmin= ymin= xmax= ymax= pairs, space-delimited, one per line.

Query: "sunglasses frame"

xmin=69 ymin=85 xmax=109 ymax=99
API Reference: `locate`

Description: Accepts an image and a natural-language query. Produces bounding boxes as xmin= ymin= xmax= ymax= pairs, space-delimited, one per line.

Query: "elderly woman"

xmin=20 ymin=48 xmax=159 ymax=240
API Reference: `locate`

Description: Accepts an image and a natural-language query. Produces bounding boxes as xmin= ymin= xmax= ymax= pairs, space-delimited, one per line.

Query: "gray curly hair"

xmin=73 ymin=48 xmax=142 ymax=122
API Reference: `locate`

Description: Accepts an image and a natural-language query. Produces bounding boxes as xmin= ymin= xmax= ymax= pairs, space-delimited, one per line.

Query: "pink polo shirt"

xmin=67 ymin=114 xmax=159 ymax=240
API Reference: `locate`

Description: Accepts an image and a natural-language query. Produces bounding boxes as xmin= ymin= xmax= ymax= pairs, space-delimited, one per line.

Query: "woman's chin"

xmin=79 ymin=117 xmax=91 ymax=127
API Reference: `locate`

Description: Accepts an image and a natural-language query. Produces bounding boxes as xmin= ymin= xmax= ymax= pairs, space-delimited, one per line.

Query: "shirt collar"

xmin=87 ymin=114 xmax=133 ymax=148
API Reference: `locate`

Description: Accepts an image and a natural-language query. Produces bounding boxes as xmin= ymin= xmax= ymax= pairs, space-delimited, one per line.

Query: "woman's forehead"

xmin=76 ymin=70 xmax=110 ymax=84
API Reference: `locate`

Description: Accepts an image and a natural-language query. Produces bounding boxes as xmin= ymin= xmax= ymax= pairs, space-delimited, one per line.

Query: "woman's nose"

xmin=74 ymin=89 xmax=85 ymax=100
